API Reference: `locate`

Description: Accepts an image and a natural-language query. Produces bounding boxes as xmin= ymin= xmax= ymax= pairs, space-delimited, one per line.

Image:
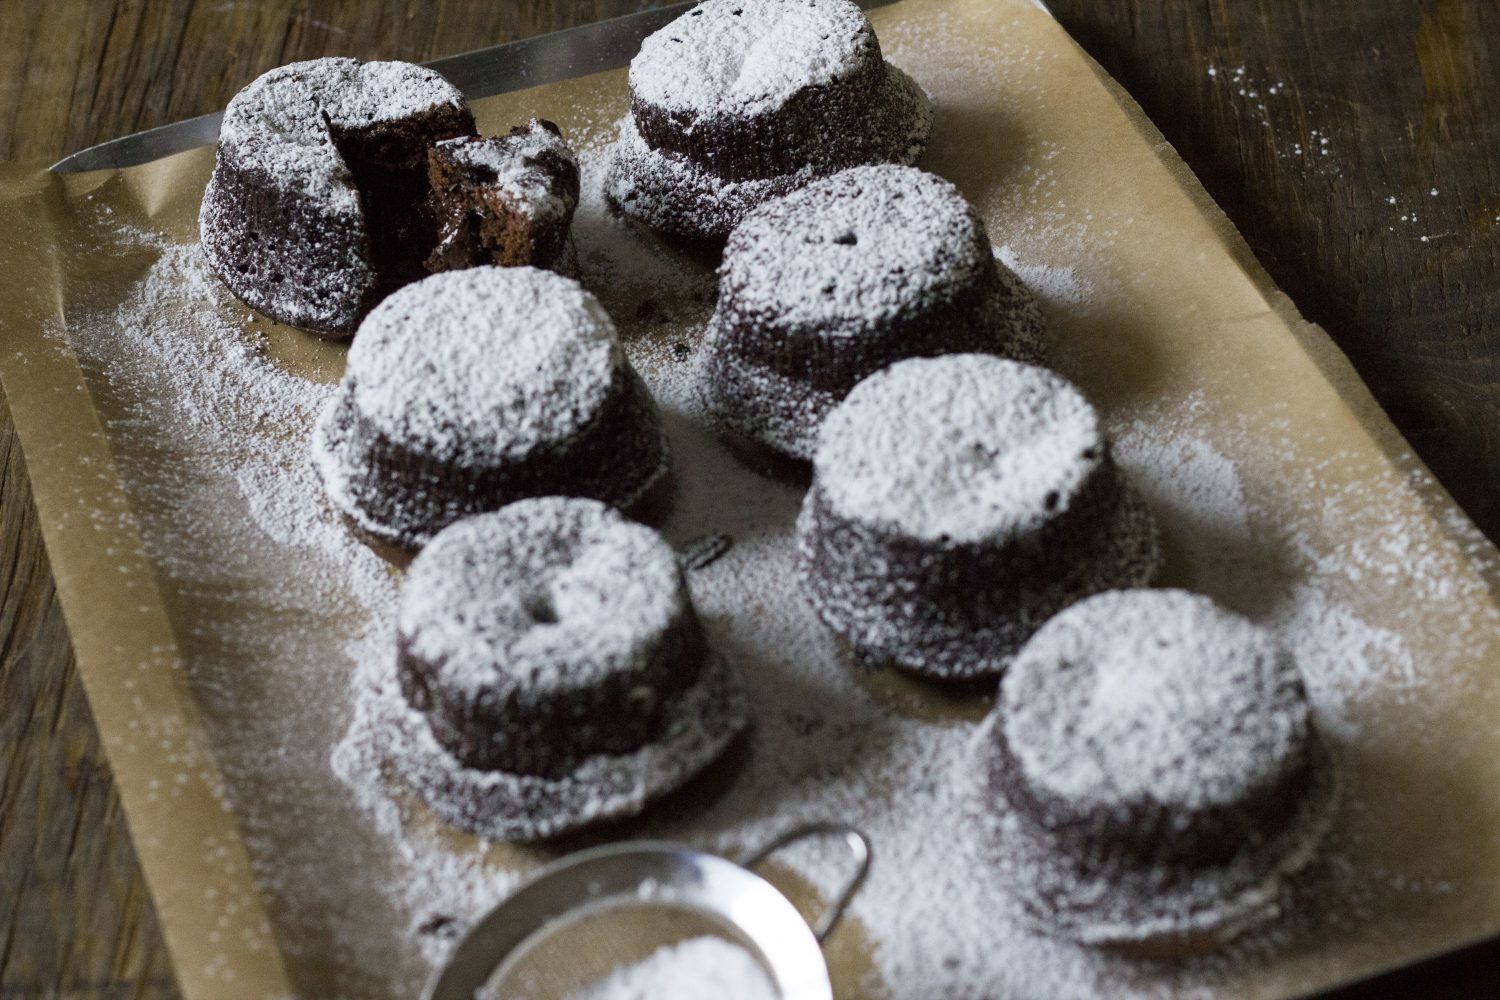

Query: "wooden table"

xmin=1 ymin=1 xmax=1495 ymax=996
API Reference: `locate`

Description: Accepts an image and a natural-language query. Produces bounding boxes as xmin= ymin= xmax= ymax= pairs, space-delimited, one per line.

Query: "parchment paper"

xmin=1 ymin=0 xmax=1498 ymax=997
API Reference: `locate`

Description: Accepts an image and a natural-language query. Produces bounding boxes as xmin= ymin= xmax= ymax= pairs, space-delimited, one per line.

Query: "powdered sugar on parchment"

xmin=995 ymin=244 xmax=1094 ymax=307
xmin=67 ymin=234 xmax=524 ymax=992
xmin=70 ymin=169 xmax=1485 ymax=999
xmin=57 ymin=23 xmax=1498 ymax=999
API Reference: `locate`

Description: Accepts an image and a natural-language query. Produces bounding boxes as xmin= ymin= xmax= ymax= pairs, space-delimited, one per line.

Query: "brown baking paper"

xmin=2 ymin=0 xmax=1499 ymax=997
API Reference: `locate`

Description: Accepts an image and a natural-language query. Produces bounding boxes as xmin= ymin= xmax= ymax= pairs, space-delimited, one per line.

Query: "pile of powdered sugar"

xmin=994 ymin=244 xmax=1095 ymax=308
xmin=629 ymin=0 xmax=870 ymax=116
xmin=559 ymin=936 xmax=779 ymax=1000
xmin=56 ymin=28 xmax=1498 ymax=1000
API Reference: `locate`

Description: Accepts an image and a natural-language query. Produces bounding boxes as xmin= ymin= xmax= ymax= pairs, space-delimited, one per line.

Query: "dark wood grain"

xmin=1046 ymin=0 xmax=1500 ymax=540
xmin=0 ymin=0 xmax=659 ymax=163
xmin=0 ymin=398 xmax=180 ymax=1000
xmin=1 ymin=0 xmax=1497 ymax=996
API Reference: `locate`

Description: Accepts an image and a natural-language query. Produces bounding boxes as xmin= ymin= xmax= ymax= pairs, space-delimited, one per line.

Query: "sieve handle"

xmin=740 ymin=822 xmax=872 ymax=944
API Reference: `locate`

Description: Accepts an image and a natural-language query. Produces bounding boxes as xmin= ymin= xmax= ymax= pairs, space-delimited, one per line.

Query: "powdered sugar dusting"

xmin=630 ymin=0 xmax=870 ymax=116
xmin=815 ymin=354 xmax=1101 ymax=542
xmin=995 ymin=243 xmax=1095 ymax=307
xmin=67 ymin=175 xmax=1489 ymax=999
xmin=399 ymin=498 xmax=683 ymax=697
xmin=219 ymin=57 xmax=466 ymax=206
xmin=342 ymin=266 xmax=618 ymax=463
xmin=722 ymin=165 xmax=998 ymax=332
xmin=66 ymin=232 xmax=524 ymax=992
xmin=1003 ymin=589 xmax=1307 ymax=811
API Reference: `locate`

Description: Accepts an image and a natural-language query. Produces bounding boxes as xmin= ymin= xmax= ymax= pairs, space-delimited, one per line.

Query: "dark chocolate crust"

xmin=200 ymin=63 xmax=475 ymax=338
xmin=713 ymin=259 xmax=1024 ymax=398
xmin=396 ymin=621 xmax=706 ymax=780
xmin=201 ymin=141 xmax=384 ymax=335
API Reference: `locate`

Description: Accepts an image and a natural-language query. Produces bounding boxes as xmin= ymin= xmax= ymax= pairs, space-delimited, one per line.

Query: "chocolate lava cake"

xmin=310 ymin=266 xmax=667 ymax=552
xmin=388 ymin=498 xmax=747 ymax=839
xmin=605 ymin=0 xmax=933 ymax=240
xmin=703 ymin=165 xmax=1045 ymax=459
xmin=796 ymin=354 xmax=1159 ymax=681
xmin=424 ymin=119 xmax=580 ymax=274
xmin=964 ymin=589 xmax=1339 ymax=952
xmin=199 ymin=58 xmax=476 ymax=337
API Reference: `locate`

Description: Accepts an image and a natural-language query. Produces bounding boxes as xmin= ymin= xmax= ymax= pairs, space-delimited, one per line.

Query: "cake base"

xmin=364 ymin=648 xmax=749 ymax=841
xmin=701 ymin=261 xmax=1047 ymax=461
xmin=311 ymin=372 xmax=670 ymax=556
xmin=962 ymin=712 xmax=1341 ymax=954
xmin=798 ymin=482 xmax=1162 ymax=682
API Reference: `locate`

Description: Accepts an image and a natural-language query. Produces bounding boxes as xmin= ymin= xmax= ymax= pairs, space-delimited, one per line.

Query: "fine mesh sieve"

xmin=425 ymin=822 xmax=872 ymax=1000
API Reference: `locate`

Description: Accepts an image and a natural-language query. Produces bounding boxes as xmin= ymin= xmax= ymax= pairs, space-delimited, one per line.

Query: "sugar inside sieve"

xmin=425 ymin=822 xmax=872 ymax=1000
